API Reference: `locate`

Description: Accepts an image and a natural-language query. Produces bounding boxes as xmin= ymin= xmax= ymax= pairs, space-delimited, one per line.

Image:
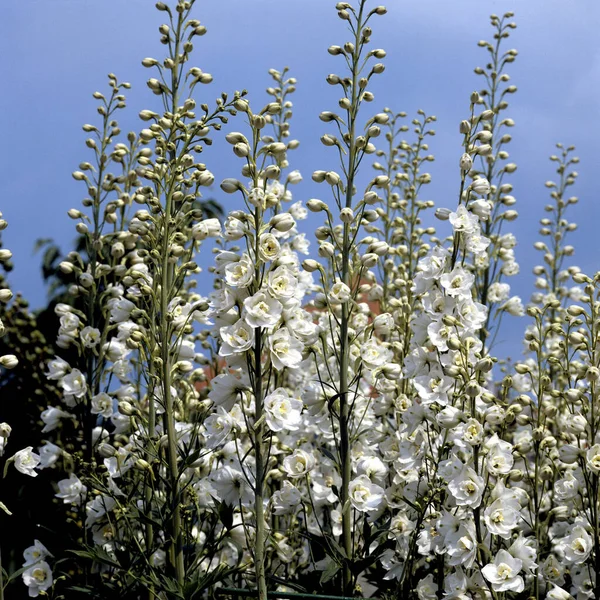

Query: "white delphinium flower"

xmin=210 ymin=465 xmax=253 ymax=506
xmin=416 ymin=574 xmax=437 ymax=600
xmin=38 ymin=442 xmax=62 ymax=469
xmin=545 ymin=586 xmax=575 ymax=600
xmin=264 ymin=388 xmax=303 ymax=432
xmin=485 ymin=434 xmax=515 ymax=476
xmin=509 ymin=533 xmax=538 ymax=573
xmin=208 ymin=372 xmax=248 ymax=411
xmin=440 ymin=266 xmax=475 ymax=299
xmin=219 ymin=320 xmax=255 ymax=356
xmin=41 ymin=406 xmax=72 ymax=433
xmin=203 ymin=407 xmax=237 ymax=449
xmin=110 ymin=298 xmax=136 ymax=323
xmin=13 ymin=447 xmax=41 ymax=477
xmin=360 ymin=339 xmax=393 ymax=371
xmin=448 ymin=466 xmax=484 ymax=507
xmin=445 ymin=519 xmax=478 ymax=568
xmin=449 ymin=205 xmax=479 ymax=234
xmin=22 ymin=561 xmax=53 ymax=598
xmin=586 ymin=444 xmax=600 ymax=472
xmin=45 ymin=357 xmax=70 ymax=380
xmin=60 ymin=369 xmax=87 ymax=399
xmin=483 ymin=496 xmax=520 ymax=539
xmin=558 ymin=525 xmax=593 ymax=564
xmin=258 ymin=232 xmax=281 ymax=262
xmin=487 ymin=281 xmax=511 ymax=303
xmin=90 ymin=392 xmax=115 ymax=419
xmin=501 ymin=295 xmax=525 ymax=316
xmin=268 ymin=327 xmax=304 ymax=370
xmin=56 ymin=473 xmax=86 ymax=505
xmin=482 ymin=549 xmax=524 ymax=592
xmin=0 ymin=422 xmax=11 ymax=456
xmin=23 ymin=540 xmax=50 ymax=566
xmin=329 ymin=280 xmax=352 ymax=304
xmin=191 ymin=217 xmax=221 ymax=240
xmin=348 ymin=474 xmax=385 ymax=513
xmin=413 ymin=374 xmax=453 ymax=405
xmin=554 ymin=470 xmax=579 ymax=501
xmin=272 ymin=481 xmax=302 ymax=515
xmin=80 ymin=325 xmax=101 ymax=348
xmin=224 ymin=253 xmax=254 ymax=288
xmin=283 ymin=449 xmax=316 ymax=478
xmin=85 ymin=494 xmax=117 ymax=527
xmin=243 ymin=291 xmax=283 ymax=328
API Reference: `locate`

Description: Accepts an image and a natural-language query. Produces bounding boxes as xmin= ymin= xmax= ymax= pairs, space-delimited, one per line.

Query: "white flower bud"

xmin=0 ymin=355 xmax=18 ymax=369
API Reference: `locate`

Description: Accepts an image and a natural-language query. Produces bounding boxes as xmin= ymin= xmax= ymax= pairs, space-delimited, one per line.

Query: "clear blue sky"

xmin=1 ymin=0 xmax=599 ymax=357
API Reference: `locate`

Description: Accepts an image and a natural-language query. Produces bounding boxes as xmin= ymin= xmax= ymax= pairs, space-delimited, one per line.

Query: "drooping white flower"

xmin=482 ymin=549 xmax=524 ymax=593
xmin=264 ymin=388 xmax=303 ymax=432
xmin=13 ymin=447 xmax=41 ymax=477
xmin=41 ymin=406 xmax=72 ymax=433
xmin=38 ymin=443 xmax=62 ymax=469
xmin=56 ymin=473 xmax=86 ymax=505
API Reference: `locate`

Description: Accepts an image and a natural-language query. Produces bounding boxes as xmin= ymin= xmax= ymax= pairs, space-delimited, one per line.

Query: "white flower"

xmin=446 ymin=520 xmax=478 ymax=568
xmin=440 ymin=267 xmax=475 ymax=299
xmin=470 ymin=177 xmax=491 ymax=195
xmin=219 ymin=320 xmax=255 ymax=356
xmin=23 ymin=540 xmax=50 ymax=566
xmin=586 ymin=444 xmax=600 ymax=472
xmin=208 ymin=372 xmax=248 ymax=411
xmin=203 ymin=407 xmax=236 ymax=449
xmin=482 ymin=549 xmax=524 ymax=593
xmin=559 ymin=525 xmax=593 ymax=564
xmin=487 ymin=282 xmax=511 ymax=303
xmin=45 ymin=357 xmax=70 ymax=380
xmin=348 ymin=474 xmax=385 ymax=513
xmin=191 ymin=218 xmax=221 ymax=240
xmin=56 ymin=473 xmax=86 ymax=505
xmin=283 ymin=449 xmax=315 ymax=478
xmin=41 ymin=406 xmax=72 ymax=433
xmin=243 ymin=291 xmax=283 ymax=329
xmin=449 ymin=205 xmax=478 ymax=234
xmin=224 ymin=253 xmax=254 ymax=288
xmin=501 ymin=296 xmax=525 ymax=316
xmin=509 ymin=533 xmax=538 ymax=573
xmin=267 ymin=266 xmax=298 ymax=301
xmin=110 ymin=298 xmax=135 ymax=323
xmin=268 ymin=327 xmax=304 ymax=370
xmin=210 ymin=465 xmax=253 ymax=506
xmin=545 ymin=585 xmax=575 ymax=600
xmin=38 ymin=443 xmax=62 ymax=469
xmin=448 ymin=466 xmax=484 ymax=507
xmin=483 ymin=497 xmax=520 ymax=539
xmin=329 ymin=280 xmax=352 ymax=304
xmin=292 ymin=233 xmax=310 ymax=254
xmin=360 ymin=339 xmax=393 ymax=370
xmin=22 ymin=560 xmax=53 ymax=597
xmin=264 ymin=388 xmax=303 ymax=432
xmin=289 ymin=201 xmax=307 ymax=220
xmin=80 ymin=326 xmax=101 ymax=348
xmin=485 ymin=435 xmax=514 ymax=476
xmin=86 ymin=494 xmax=116 ymax=527
xmin=258 ymin=233 xmax=281 ymax=262
xmin=13 ymin=447 xmax=41 ymax=477
xmin=272 ymin=481 xmax=302 ymax=515
xmin=60 ymin=369 xmax=87 ymax=399
xmin=554 ymin=470 xmax=579 ymax=501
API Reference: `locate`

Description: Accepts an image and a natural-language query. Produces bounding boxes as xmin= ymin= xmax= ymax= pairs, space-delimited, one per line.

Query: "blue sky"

xmin=1 ymin=0 xmax=599 ymax=357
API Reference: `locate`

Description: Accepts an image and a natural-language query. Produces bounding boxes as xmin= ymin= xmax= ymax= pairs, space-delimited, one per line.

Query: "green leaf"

xmin=320 ymin=559 xmax=341 ymax=585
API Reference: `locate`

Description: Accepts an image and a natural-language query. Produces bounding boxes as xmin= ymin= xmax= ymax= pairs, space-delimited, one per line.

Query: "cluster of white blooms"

xmin=6 ymin=3 xmax=600 ymax=600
